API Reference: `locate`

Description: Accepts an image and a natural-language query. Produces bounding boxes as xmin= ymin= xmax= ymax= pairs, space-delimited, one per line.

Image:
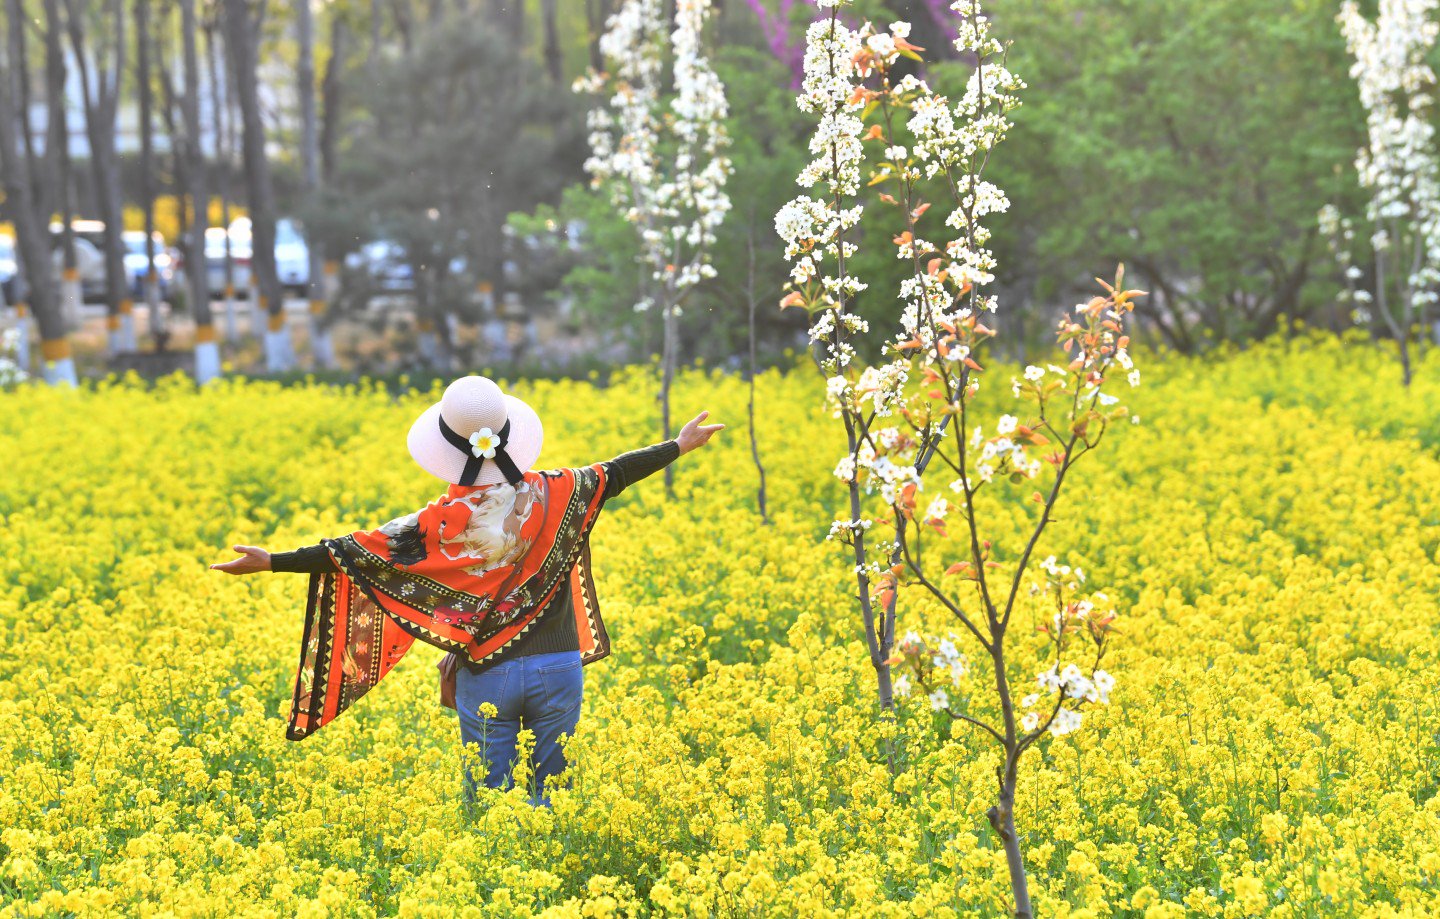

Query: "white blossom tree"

xmin=777 ymin=2 xmax=1141 ymax=915
xmin=1322 ymin=0 xmax=1440 ymax=385
xmin=578 ymin=0 xmax=732 ymax=491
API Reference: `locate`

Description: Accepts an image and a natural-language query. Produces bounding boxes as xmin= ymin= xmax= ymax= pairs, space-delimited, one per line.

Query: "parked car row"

xmin=0 ymin=218 xmax=316 ymax=307
xmin=1 ymin=220 xmax=584 ymax=311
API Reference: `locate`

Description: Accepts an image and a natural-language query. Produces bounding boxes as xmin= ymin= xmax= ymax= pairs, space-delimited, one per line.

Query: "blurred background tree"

xmin=0 ymin=0 xmax=1390 ymax=381
xmin=981 ymin=0 xmax=1363 ymax=353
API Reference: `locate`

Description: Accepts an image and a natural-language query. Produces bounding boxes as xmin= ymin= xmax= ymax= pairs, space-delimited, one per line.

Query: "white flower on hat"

xmin=468 ymin=427 xmax=500 ymax=459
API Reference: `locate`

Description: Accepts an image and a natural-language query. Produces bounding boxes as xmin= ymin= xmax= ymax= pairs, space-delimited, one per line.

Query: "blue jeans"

xmin=454 ymin=649 xmax=584 ymax=807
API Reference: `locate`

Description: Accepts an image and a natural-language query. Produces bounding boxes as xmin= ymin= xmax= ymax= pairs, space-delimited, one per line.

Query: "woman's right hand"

xmin=210 ymin=545 xmax=272 ymax=575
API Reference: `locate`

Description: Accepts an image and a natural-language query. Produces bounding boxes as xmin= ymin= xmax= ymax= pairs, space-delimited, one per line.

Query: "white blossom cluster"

xmin=965 ymin=412 xmax=1040 ymax=484
xmin=901 ymin=0 xmax=1023 ymax=317
xmin=1039 ymin=554 xmax=1084 ymax=591
xmin=775 ymin=12 xmax=910 ymax=515
xmin=831 ymin=435 xmax=922 ymax=504
xmin=826 ymin=515 xmax=872 ymax=542
xmin=1333 ymin=0 xmax=1440 ymax=315
xmin=1022 ymin=664 xmax=1114 ymax=736
xmin=0 ymin=328 xmax=27 ymax=387
xmin=775 ymin=16 xmax=869 ymax=338
xmin=892 ymin=630 xmax=969 ymax=707
xmin=580 ymin=0 xmax=732 ymax=311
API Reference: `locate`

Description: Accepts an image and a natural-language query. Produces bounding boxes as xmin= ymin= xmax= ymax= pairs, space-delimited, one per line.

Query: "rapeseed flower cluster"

xmin=1 ymin=336 xmax=1437 ymax=915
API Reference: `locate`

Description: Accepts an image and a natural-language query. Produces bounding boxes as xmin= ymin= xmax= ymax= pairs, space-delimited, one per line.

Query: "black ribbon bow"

xmin=437 ymin=416 xmax=524 ymax=486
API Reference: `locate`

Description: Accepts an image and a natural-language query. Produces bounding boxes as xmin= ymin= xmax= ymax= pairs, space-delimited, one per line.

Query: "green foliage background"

xmin=493 ymin=0 xmax=1368 ymax=360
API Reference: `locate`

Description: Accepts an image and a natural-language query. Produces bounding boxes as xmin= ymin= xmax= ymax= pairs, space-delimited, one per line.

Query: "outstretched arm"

xmin=211 ymin=543 xmax=335 ymax=575
xmin=602 ymin=411 xmax=724 ymax=500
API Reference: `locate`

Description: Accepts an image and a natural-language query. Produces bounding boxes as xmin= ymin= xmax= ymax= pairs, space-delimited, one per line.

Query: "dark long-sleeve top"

xmin=271 ymin=440 xmax=680 ymax=672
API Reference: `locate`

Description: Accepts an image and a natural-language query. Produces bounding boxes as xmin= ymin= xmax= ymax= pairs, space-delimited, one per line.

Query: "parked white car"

xmin=275 ymin=218 xmax=311 ymax=295
xmin=225 ymin=217 xmax=311 ymax=296
xmin=204 ymin=225 xmax=253 ymax=298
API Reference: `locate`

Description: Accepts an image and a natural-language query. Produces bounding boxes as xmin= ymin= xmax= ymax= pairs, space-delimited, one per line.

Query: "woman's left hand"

xmin=210 ymin=545 xmax=272 ymax=575
xmin=677 ymin=411 xmax=725 ymax=455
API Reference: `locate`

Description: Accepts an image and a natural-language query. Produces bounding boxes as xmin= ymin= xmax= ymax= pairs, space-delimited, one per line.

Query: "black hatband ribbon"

xmin=438 ymin=416 xmax=525 ymax=486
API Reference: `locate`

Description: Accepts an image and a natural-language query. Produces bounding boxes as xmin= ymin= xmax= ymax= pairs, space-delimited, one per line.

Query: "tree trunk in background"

xmin=0 ymin=0 xmax=73 ymax=384
xmin=137 ymin=0 xmax=167 ymax=354
xmin=585 ymin=0 xmax=609 ymax=72
xmin=58 ymin=127 xmax=79 ymax=333
xmin=205 ymin=17 xmax=238 ymax=344
xmin=541 ymin=0 xmax=563 ymax=83
xmin=179 ymin=0 xmax=217 ymax=380
xmin=30 ymin=0 xmax=61 ymax=220
xmin=225 ymin=0 xmax=290 ymax=372
xmin=65 ymin=0 xmax=130 ymax=356
xmin=48 ymin=0 xmax=81 ymax=338
xmin=53 ymin=0 xmax=81 ymax=344
xmin=475 ymin=1 xmax=519 ymax=305
xmin=298 ymin=0 xmax=333 ymax=369
xmin=157 ymin=42 xmax=191 ymax=306
xmin=390 ymin=0 xmax=414 ymax=54
xmin=368 ymin=0 xmax=391 ymax=142
xmin=320 ymin=17 xmax=348 ymax=347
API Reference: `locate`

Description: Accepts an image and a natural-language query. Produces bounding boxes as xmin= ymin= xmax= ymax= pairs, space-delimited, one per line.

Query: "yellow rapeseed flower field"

xmin=1 ymin=333 xmax=1437 ymax=917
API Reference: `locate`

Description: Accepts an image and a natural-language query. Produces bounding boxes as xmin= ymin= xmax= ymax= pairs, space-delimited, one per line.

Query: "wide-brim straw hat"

xmin=407 ymin=376 xmax=544 ymax=487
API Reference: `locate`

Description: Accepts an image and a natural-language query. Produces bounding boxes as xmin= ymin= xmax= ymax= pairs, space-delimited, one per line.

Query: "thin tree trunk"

xmin=321 ymin=18 xmax=346 ymax=186
xmin=226 ymin=0 xmax=289 ymax=371
xmin=297 ymin=0 xmax=332 ymax=368
xmin=58 ymin=123 xmax=79 ymax=332
xmin=320 ymin=16 xmax=347 ymax=354
xmin=0 ymin=0 xmax=73 ymax=383
xmin=65 ymin=0 xmax=129 ymax=354
xmin=55 ymin=0 xmax=81 ymax=338
xmin=660 ymin=301 xmax=678 ymax=495
xmin=541 ymin=0 xmax=563 ymax=83
xmin=205 ymin=17 xmax=237 ymax=343
xmin=585 ymin=0 xmax=609 ymax=72
xmin=48 ymin=0 xmax=81 ymax=339
xmin=138 ymin=0 xmax=167 ymax=353
xmin=744 ymin=232 xmax=768 ymax=523
xmin=986 ymin=762 xmax=1034 ymax=919
xmin=179 ymin=0 xmax=217 ymax=378
xmin=31 ymin=0 xmax=62 ymax=218
xmin=390 ymin=0 xmax=413 ymax=53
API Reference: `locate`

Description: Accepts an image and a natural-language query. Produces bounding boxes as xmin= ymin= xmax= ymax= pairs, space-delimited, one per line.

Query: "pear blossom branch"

xmin=780 ymin=3 xmax=1144 ymax=914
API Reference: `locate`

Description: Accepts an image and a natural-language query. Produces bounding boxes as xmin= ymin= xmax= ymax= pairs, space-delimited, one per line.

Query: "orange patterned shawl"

xmin=286 ymin=464 xmax=609 ymax=740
